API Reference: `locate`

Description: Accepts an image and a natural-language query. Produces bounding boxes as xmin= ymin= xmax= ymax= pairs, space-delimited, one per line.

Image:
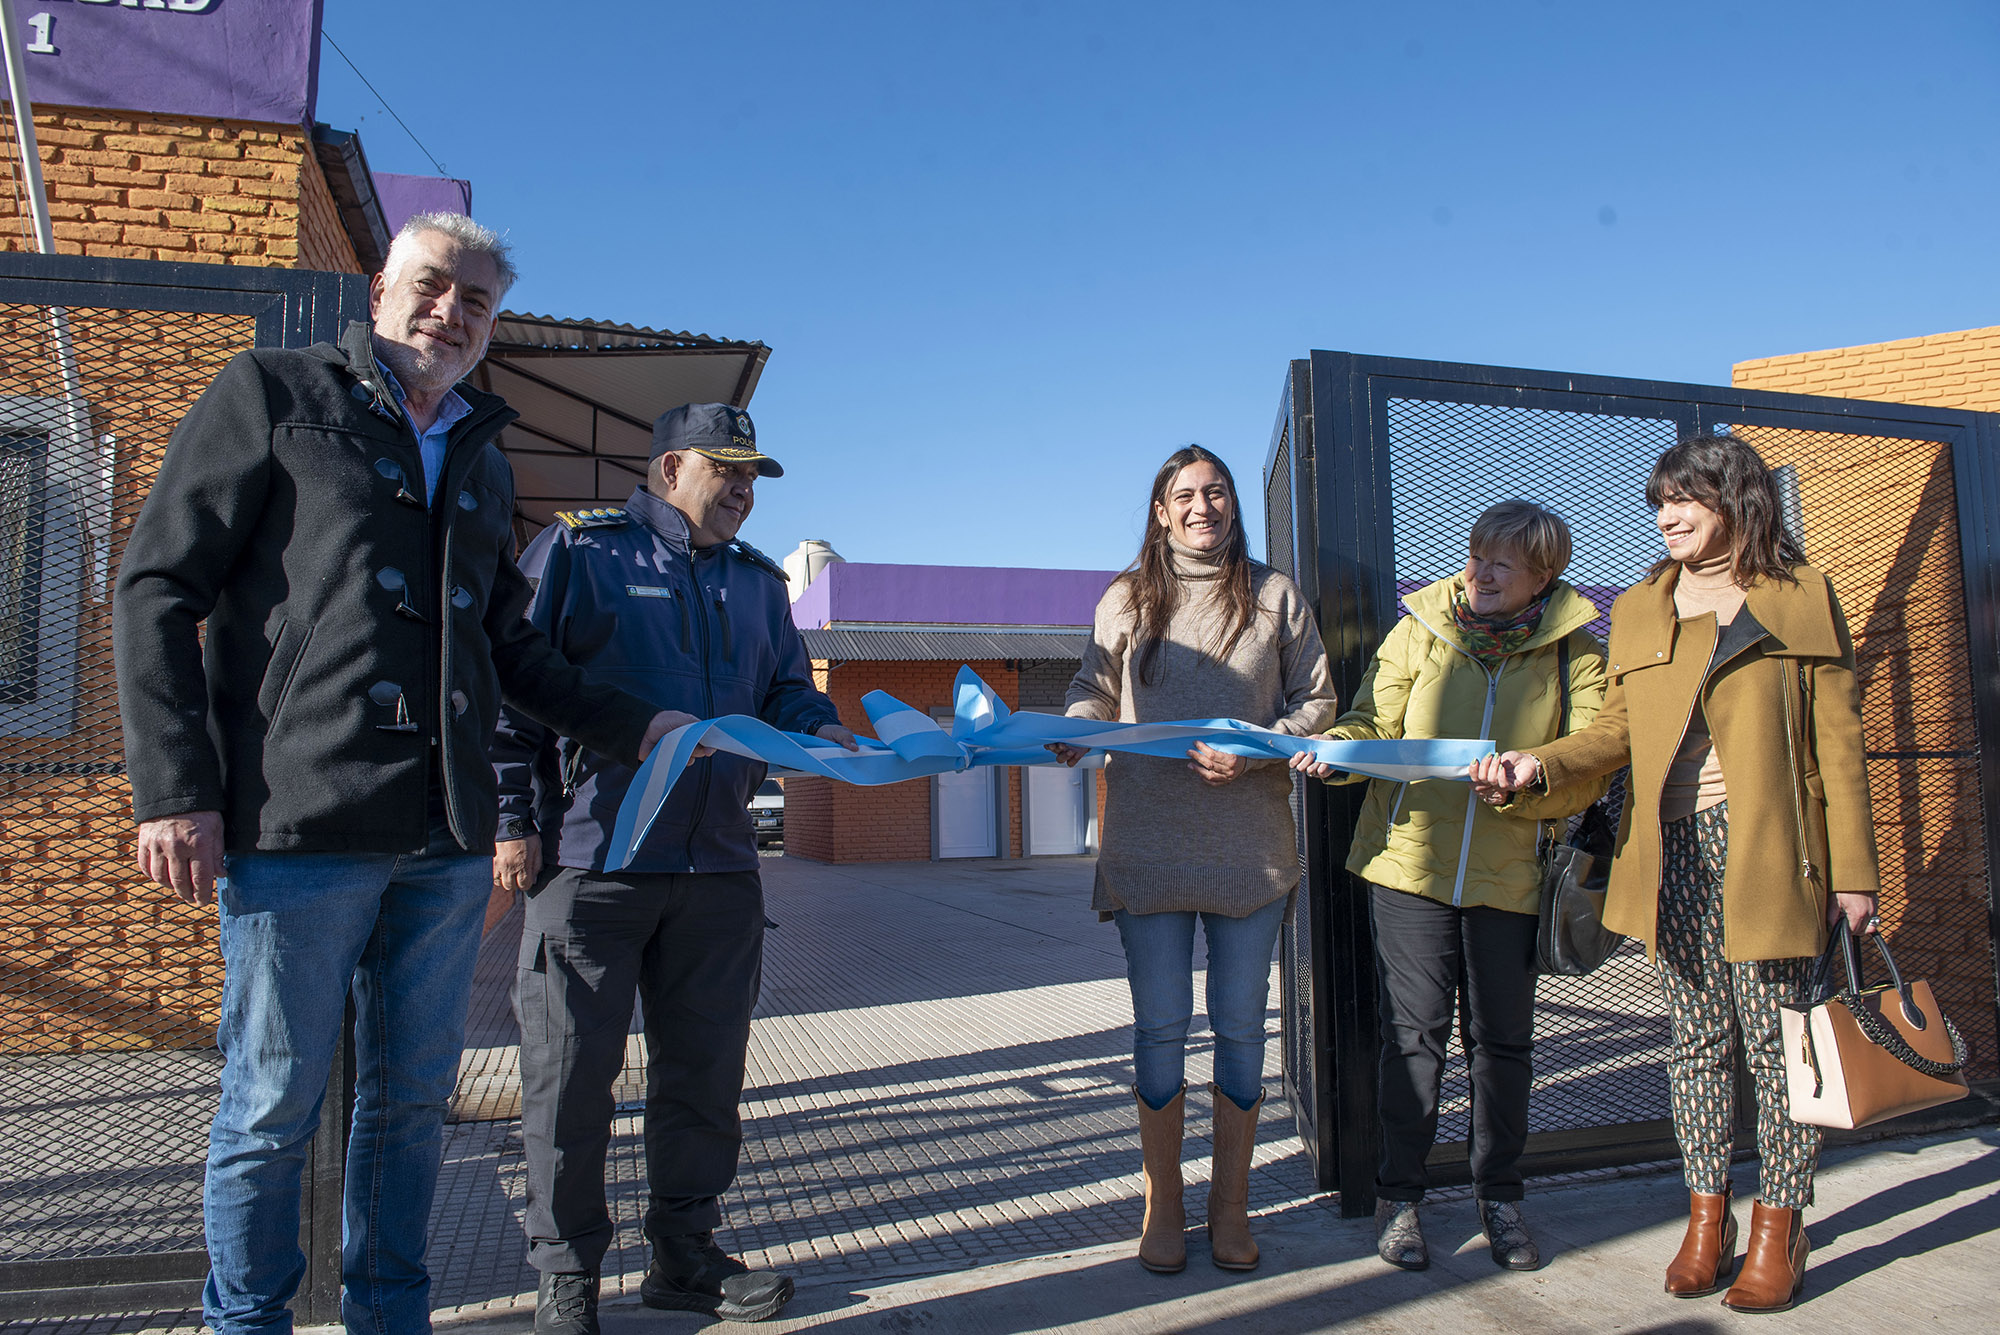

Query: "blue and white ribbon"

xmin=608 ymin=666 xmax=1490 ymax=869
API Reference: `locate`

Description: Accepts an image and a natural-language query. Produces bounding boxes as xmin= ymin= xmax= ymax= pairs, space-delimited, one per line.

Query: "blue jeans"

xmin=203 ymin=828 xmax=490 ymax=1334
xmin=1114 ymin=896 xmax=1288 ymax=1111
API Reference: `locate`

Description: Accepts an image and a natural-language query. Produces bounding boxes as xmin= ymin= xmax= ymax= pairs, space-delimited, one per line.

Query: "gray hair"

xmin=382 ymin=211 xmax=518 ymax=301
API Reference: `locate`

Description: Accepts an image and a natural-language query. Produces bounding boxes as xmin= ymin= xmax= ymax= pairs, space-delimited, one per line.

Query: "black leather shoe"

xmin=641 ymin=1231 xmax=794 ymax=1323
xmin=1479 ymin=1198 xmax=1542 ymax=1271
xmin=1375 ymin=1199 xmax=1429 ymax=1270
xmin=535 ymin=1270 xmax=600 ymax=1335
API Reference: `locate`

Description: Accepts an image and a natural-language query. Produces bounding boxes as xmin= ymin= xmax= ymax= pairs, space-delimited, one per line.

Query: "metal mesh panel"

xmin=0 ymin=301 xmax=251 ymax=1263
xmin=1383 ymin=399 xmax=1683 ymax=1143
xmin=1719 ymin=423 xmax=1995 ymax=1079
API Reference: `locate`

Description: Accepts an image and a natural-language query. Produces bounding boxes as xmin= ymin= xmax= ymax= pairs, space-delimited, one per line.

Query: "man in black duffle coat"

xmin=490 ymin=403 xmax=855 ymax=1331
xmin=113 ymin=212 xmax=678 ymax=1335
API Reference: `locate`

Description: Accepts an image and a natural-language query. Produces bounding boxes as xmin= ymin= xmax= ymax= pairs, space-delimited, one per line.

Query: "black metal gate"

xmin=0 ymin=253 xmax=367 ymax=1322
xmin=1265 ymin=350 xmax=2000 ymax=1213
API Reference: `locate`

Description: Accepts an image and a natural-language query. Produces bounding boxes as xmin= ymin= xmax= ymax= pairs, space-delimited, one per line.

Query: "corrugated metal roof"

xmin=491 ymin=313 xmax=767 ymax=354
xmin=800 ymin=627 xmax=1089 ymax=662
xmin=480 ymin=314 xmax=771 ymax=532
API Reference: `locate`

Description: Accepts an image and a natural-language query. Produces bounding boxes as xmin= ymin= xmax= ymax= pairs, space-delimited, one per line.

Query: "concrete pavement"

xmin=427 ymin=1126 xmax=2000 ymax=1333
xmin=416 ymin=852 xmax=1999 ymax=1334
xmin=32 ymin=851 xmax=1992 ymax=1334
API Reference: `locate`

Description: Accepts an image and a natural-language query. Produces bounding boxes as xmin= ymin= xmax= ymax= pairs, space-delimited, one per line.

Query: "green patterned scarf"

xmin=1450 ymin=588 xmax=1551 ymax=668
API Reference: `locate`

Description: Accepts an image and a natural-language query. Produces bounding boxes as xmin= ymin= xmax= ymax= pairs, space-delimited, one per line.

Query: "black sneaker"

xmin=640 ymin=1231 xmax=794 ymax=1323
xmin=534 ymin=1270 xmax=600 ymax=1335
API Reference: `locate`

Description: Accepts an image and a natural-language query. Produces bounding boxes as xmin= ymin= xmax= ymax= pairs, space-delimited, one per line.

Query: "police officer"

xmin=491 ymin=403 xmax=854 ymax=1333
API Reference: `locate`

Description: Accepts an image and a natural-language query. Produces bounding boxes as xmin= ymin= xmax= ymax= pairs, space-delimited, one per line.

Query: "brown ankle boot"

xmin=1721 ymin=1202 xmax=1809 ymax=1313
xmin=1665 ymin=1187 xmax=1738 ymax=1297
xmin=1206 ymin=1084 xmax=1263 ymax=1272
xmin=1135 ymin=1086 xmax=1186 ymax=1273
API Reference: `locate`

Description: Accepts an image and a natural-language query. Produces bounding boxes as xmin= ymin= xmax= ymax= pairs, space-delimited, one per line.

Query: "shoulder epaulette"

xmin=729 ymin=538 xmax=789 ymax=582
xmin=555 ymin=507 xmax=630 ymax=532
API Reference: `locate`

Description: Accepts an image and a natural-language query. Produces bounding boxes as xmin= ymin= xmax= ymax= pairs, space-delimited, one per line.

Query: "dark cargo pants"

xmin=515 ymin=866 xmax=765 ymax=1274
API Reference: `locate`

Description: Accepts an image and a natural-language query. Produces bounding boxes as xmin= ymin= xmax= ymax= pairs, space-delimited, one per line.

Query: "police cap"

xmin=650 ymin=402 xmax=782 ymax=477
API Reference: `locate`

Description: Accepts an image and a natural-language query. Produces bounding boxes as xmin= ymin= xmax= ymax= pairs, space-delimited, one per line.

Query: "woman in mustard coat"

xmin=1292 ymin=500 xmax=1608 ymax=1274
xmin=1475 ymin=433 xmax=1880 ymax=1314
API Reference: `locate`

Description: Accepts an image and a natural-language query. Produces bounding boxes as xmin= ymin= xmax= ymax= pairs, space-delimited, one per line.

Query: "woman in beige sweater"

xmin=1053 ymin=445 xmax=1337 ymax=1276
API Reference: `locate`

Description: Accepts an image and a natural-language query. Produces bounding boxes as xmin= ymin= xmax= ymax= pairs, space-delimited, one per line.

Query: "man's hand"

xmin=640 ymin=709 xmax=713 ymax=761
xmin=137 ymin=811 xmax=225 ymax=906
xmin=1046 ymin=742 xmax=1087 ymax=768
xmin=494 ymin=834 xmax=542 ymax=896
xmin=813 ymin=722 xmax=861 ymax=752
xmin=1187 ymin=741 xmax=1248 ymax=786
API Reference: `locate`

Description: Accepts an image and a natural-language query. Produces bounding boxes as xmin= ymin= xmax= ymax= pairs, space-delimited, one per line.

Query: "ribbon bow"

xmin=608 ymin=666 xmax=1490 ymax=869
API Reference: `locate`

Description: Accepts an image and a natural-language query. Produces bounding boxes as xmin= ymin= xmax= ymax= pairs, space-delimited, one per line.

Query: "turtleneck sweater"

xmin=1662 ymin=556 xmax=1744 ymax=821
xmin=1065 ymin=538 xmax=1339 ymax=915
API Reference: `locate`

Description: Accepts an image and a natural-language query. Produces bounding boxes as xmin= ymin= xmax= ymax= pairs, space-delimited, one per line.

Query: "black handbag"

xmin=1535 ymin=638 xmax=1629 ymax=976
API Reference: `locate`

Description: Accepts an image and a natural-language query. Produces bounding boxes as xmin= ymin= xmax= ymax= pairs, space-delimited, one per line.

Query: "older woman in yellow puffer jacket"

xmin=1291 ymin=500 xmax=1607 ymax=1276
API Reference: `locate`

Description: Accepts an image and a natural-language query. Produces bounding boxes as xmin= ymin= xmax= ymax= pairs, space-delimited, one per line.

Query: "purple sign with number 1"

xmin=3 ymin=0 xmax=323 ymax=127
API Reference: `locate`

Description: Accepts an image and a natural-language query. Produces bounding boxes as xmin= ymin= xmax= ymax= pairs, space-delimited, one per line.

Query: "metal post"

xmin=0 ymin=5 xmax=54 ymax=254
xmin=0 ymin=12 xmax=107 ymax=598
xmin=1303 ymin=351 xmax=1402 ymax=1216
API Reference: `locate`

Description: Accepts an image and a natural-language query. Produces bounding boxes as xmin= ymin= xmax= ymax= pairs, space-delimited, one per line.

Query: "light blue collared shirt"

xmin=374 ymin=360 xmax=473 ymax=504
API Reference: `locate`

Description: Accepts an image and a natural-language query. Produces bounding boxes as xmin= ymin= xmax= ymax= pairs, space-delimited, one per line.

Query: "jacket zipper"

xmin=1450 ymin=660 xmax=1504 ymax=907
xmin=1408 ymin=608 xmax=1518 ymax=908
xmin=681 ymin=550 xmax=717 ymax=871
xmin=1780 ymin=660 xmax=1820 ymax=888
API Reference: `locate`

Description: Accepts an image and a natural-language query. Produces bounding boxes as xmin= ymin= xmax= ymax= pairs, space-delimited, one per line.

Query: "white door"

xmin=934 ymin=767 xmax=997 ymax=858
xmin=1025 ymin=763 xmax=1090 ymax=855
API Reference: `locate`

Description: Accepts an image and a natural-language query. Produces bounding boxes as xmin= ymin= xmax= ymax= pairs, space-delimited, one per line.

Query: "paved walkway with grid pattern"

xmin=429 ymin=854 xmax=1332 ymax=1314
xmin=10 ymin=852 xmax=2000 ymax=1333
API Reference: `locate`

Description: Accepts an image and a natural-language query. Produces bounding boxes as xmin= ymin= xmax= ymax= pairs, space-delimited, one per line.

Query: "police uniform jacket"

xmin=491 ymin=486 xmax=839 ymax=874
xmin=113 ymin=320 xmax=658 ymax=853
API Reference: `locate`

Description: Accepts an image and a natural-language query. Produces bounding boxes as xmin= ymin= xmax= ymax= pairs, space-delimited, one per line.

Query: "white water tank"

xmin=783 ymin=539 xmax=844 ymax=602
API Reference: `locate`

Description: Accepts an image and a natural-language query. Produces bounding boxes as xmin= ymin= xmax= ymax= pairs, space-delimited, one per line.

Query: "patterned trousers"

xmin=1656 ymin=803 xmax=1820 ymax=1209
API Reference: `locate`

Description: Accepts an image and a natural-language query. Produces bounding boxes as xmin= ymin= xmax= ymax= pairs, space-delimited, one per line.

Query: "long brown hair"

xmin=1644 ymin=431 xmax=1806 ymax=584
xmin=1121 ymin=445 xmax=1260 ymax=685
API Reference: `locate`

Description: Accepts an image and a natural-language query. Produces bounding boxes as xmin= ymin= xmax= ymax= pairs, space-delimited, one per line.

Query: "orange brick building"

xmin=1 ymin=108 xmax=364 ymax=271
xmin=0 ymin=6 xmax=765 ymax=1062
xmin=1734 ymin=325 xmax=2000 ymax=413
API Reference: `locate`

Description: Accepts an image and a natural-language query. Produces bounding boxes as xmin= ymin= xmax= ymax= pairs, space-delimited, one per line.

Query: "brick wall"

xmin=785 ymin=660 xmax=1022 ymax=863
xmin=0 ymin=107 xmax=367 ymax=1052
xmin=0 ymin=106 xmax=361 ymax=272
xmin=1733 ymin=326 xmax=2000 ymax=412
xmin=299 ymin=143 xmax=363 ymax=274
xmin=0 ymin=303 xmax=253 ymax=1054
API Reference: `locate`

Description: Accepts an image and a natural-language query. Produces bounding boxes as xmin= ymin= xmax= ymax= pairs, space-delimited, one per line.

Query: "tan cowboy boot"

xmin=1135 ymin=1085 xmax=1186 ymax=1273
xmin=1206 ymin=1084 xmax=1263 ymax=1272
xmin=1665 ymin=1187 xmax=1738 ymax=1297
xmin=1721 ymin=1202 xmax=1809 ymax=1313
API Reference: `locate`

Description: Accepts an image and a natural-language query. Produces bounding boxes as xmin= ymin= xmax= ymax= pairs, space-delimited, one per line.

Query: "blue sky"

xmin=316 ymin=0 xmax=2000 ymax=575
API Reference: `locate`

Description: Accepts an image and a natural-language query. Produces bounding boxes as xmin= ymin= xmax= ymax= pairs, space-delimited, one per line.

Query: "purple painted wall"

xmin=792 ymin=563 xmax=1118 ymax=630
xmin=5 ymin=0 xmax=323 ymax=126
xmin=374 ymin=172 xmax=473 ymax=234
